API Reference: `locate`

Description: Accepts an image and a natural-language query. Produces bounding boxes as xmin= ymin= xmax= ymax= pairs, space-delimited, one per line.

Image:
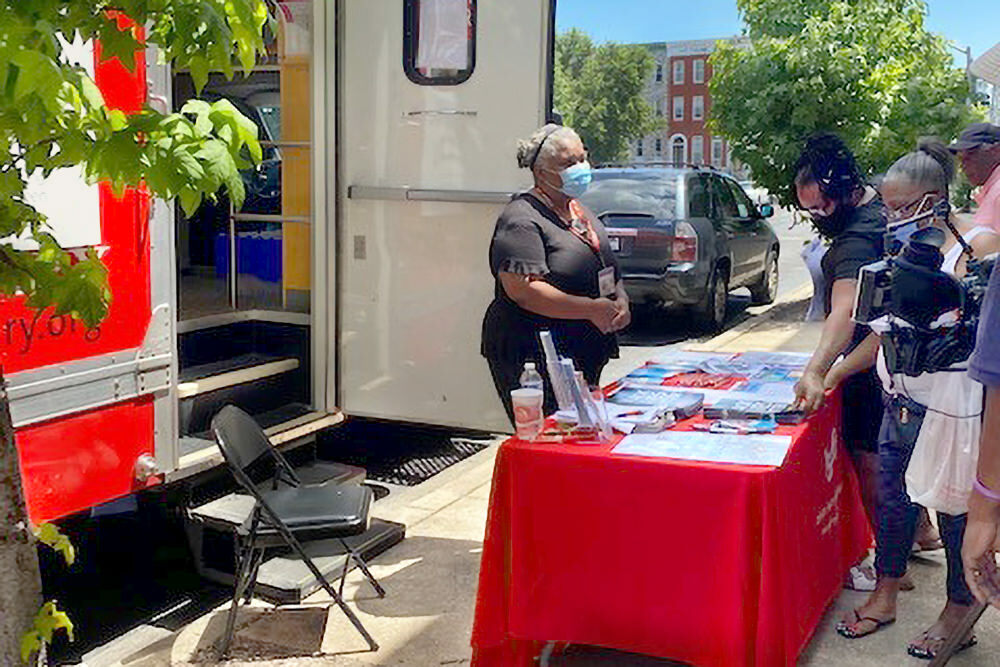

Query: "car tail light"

xmin=671 ymin=221 xmax=698 ymax=262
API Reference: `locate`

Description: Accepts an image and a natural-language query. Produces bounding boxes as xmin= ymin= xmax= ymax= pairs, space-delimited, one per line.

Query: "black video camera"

xmin=852 ymin=225 xmax=995 ymax=376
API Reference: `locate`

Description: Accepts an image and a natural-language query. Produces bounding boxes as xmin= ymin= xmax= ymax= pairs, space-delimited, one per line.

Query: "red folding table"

xmin=471 ymin=395 xmax=871 ymax=666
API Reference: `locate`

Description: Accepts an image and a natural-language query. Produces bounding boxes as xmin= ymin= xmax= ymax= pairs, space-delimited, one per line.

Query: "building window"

xmin=671 ymin=135 xmax=687 ymax=164
xmin=403 ymin=0 xmax=478 ymax=86
xmin=673 ymin=96 xmax=684 ymax=121
xmin=656 ymin=98 xmax=664 ymax=117
xmin=655 ymin=138 xmax=662 ymax=155
xmin=694 ymin=59 xmax=705 ymax=84
xmin=692 ymin=135 xmax=704 ymax=164
xmin=712 ymin=137 xmax=724 ymax=167
xmin=673 ymin=60 xmax=684 ymax=84
xmin=693 ymin=95 xmax=704 ymax=120
xmin=636 ymin=139 xmax=644 ymax=157
xmin=655 ymin=64 xmax=663 ymax=83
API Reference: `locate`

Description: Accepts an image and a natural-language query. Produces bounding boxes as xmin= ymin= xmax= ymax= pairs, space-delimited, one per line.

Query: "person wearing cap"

xmin=481 ymin=124 xmax=630 ymax=423
xmin=951 ymin=123 xmax=1000 ymax=232
xmin=960 ymin=126 xmax=1000 ymax=609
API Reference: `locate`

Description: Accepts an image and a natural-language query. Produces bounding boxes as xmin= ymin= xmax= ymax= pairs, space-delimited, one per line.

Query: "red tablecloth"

xmin=471 ymin=396 xmax=871 ymax=667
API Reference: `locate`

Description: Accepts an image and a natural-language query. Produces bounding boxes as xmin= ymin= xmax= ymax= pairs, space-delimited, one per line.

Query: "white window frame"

xmin=636 ymin=139 xmax=644 ymax=158
xmin=656 ymin=98 xmax=664 ymax=117
xmin=655 ymin=64 xmax=663 ymax=83
xmin=655 ymin=137 xmax=662 ymax=155
xmin=693 ymin=95 xmax=704 ymax=121
xmin=670 ymin=134 xmax=687 ymax=164
xmin=673 ymin=60 xmax=684 ymax=85
xmin=692 ymin=135 xmax=704 ymax=164
xmin=673 ymin=96 xmax=684 ymax=121
xmin=712 ymin=137 xmax=724 ymax=167
xmin=694 ymin=59 xmax=705 ymax=84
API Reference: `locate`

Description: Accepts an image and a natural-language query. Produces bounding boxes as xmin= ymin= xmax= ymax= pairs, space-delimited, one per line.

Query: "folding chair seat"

xmin=251 ymin=483 xmax=372 ymax=546
xmin=210 ymin=405 xmax=385 ymax=657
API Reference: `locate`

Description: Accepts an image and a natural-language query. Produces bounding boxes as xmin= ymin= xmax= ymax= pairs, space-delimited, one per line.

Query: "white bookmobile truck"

xmin=5 ymin=0 xmax=555 ymax=534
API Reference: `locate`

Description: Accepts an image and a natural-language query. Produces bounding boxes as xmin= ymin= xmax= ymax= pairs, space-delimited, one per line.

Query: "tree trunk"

xmin=0 ymin=371 xmax=42 ymax=665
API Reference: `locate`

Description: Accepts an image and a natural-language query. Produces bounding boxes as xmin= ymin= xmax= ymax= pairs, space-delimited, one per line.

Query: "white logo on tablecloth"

xmin=824 ymin=428 xmax=838 ymax=483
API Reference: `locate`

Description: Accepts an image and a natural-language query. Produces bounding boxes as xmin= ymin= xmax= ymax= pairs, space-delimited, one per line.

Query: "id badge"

xmin=598 ymin=266 xmax=616 ymax=298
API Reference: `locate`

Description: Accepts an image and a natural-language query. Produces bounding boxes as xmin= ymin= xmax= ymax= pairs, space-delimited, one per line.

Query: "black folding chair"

xmin=211 ymin=405 xmax=385 ymax=656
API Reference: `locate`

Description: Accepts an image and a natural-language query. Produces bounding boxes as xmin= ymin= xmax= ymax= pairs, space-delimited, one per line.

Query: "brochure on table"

xmin=613 ymin=432 xmax=794 ymax=467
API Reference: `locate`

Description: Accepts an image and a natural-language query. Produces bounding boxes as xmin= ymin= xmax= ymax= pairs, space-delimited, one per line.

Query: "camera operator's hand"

xmin=794 ymin=370 xmax=826 ymax=414
xmin=823 ymin=364 xmax=846 ymax=393
xmin=963 ymin=492 xmax=1000 ymax=607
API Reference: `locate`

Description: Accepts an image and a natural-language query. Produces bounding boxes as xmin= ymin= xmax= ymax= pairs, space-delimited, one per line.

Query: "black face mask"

xmin=812 ymin=205 xmax=852 ymax=239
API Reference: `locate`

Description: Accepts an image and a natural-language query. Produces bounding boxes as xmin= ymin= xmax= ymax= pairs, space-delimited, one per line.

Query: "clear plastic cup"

xmin=511 ymin=388 xmax=544 ymax=440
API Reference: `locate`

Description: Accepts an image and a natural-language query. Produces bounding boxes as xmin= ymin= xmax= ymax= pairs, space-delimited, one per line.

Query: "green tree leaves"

xmin=554 ymin=29 xmax=661 ymax=164
xmin=712 ymin=0 xmax=982 ymax=206
xmin=0 ymin=0 xmax=269 ymax=328
xmin=21 ymin=602 xmax=74 ymax=664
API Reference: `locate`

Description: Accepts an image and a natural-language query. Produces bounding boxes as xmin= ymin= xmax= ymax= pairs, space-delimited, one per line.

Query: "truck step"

xmin=178 ymin=353 xmax=299 ymax=398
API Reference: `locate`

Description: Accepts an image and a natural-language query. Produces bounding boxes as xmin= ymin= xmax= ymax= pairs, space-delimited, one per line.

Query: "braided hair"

xmin=793 ymin=132 xmax=865 ymax=203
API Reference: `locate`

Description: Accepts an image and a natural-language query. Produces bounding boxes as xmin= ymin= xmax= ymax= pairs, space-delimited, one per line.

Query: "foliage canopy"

xmin=710 ymin=0 xmax=981 ymax=206
xmin=554 ymin=29 xmax=661 ymax=164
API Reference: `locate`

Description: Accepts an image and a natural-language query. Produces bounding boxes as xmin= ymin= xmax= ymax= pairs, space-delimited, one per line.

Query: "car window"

xmin=581 ymin=171 xmax=679 ymax=221
xmin=687 ymin=175 xmax=712 ymax=218
xmin=711 ymin=177 xmax=739 ymax=219
xmin=726 ymin=179 xmax=755 ymax=218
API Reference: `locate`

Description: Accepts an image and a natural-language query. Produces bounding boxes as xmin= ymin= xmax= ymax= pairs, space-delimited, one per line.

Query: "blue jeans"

xmin=874 ymin=393 xmax=974 ymax=606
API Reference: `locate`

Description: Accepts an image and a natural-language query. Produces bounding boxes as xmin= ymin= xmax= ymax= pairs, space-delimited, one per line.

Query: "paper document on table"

xmin=612 ymin=432 xmax=793 ymax=467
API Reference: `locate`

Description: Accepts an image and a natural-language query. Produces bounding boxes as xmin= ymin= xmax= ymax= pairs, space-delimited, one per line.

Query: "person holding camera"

xmin=824 ymin=139 xmax=1000 ymax=658
xmin=791 ymin=133 xmax=886 ymax=591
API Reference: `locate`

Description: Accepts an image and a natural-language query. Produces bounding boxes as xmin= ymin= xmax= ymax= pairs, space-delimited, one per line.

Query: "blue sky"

xmin=555 ymin=0 xmax=999 ymax=64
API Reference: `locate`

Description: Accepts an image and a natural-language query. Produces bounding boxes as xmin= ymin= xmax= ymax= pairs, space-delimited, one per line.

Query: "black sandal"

xmin=907 ymin=632 xmax=977 ymax=660
xmin=836 ymin=609 xmax=896 ymax=639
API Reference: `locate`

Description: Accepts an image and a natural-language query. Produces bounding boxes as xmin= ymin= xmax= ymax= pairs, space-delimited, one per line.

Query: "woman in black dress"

xmin=481 ymin=124 xmax=631 ymax=423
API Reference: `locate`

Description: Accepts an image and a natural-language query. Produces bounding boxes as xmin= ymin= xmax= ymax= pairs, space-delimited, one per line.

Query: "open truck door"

xmin=337 ymin=0 xmax=556 ymax=433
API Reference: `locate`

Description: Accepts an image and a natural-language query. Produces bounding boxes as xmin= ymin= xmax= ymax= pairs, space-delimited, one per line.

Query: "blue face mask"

xmin=557 ymin=161 xmax=593 ymax=198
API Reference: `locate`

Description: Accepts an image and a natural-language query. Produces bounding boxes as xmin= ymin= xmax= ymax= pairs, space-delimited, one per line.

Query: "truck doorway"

xmin=171 ymin=0 xmax=320 ymax=453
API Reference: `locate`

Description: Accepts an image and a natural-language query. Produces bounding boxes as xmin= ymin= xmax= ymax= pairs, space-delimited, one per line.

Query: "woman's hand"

xmin=963 ymin=492 xmax=1000 ymax=607
xmin=794 ymin=370 xmax=827 ymax=414
xmin=589 ymin=298 xmax=619 ymax=333
xmin=610 ymin=298 xmax=631 ymax=332
xmin=824 ymin=364 xmax=845 ymax=393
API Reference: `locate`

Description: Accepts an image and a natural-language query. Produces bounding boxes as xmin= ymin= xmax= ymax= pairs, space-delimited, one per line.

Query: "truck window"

xmin=404 ymin=0 xmax=477 ymax=85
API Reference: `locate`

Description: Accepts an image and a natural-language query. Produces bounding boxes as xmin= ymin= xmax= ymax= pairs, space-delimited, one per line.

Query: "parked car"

xmin=579 ymin=165 xmax=780 ymax=331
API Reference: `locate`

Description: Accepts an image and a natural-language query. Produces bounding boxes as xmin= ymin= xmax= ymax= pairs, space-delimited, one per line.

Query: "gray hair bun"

xmin=916 ymin=137 xmax=956 ymax=185
xmin=516 ymin=124 xmax=564 ymax=169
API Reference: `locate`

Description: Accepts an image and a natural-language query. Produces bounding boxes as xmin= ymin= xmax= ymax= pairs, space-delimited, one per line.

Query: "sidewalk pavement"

xmin=113 ymin=286 xmax=1000 ymax=667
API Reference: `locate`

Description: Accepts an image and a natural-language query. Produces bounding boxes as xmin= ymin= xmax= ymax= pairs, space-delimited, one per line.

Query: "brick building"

xmin=630 ymin=38 xmax=749 ymax=177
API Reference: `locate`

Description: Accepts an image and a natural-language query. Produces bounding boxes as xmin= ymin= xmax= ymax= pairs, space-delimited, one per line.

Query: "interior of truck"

xmin=171 ymin=5 xmax=315 ymax=454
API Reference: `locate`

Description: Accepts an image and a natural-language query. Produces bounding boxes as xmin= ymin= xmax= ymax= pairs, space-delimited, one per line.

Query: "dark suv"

xmin=579 ymin=165 xmax=780 ymax=331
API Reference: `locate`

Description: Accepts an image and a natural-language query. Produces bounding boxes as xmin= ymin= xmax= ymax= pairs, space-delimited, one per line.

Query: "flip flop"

xmin=836 ymin=609 xmax=896 ymax=639
xmin=907 ymin=633 xmax=977 ymax=660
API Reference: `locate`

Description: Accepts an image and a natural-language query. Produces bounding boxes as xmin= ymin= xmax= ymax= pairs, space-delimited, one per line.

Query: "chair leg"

xmin=220 ymin=539 xmax=255 ymax=656
xmin=243 ymin=547 xmax=266 ymax=604
xmin=283 ymin=536 xmax=380 ymax=652
xmin=340 ymin=539 xmax=386 ymax=598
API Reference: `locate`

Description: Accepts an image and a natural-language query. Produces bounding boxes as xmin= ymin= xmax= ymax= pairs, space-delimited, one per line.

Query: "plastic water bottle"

xmin=519 ymin=362 xmax=544 ymax=392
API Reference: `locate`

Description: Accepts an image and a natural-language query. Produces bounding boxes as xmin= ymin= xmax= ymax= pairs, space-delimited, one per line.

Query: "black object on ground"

xmin=318 ymin=418 xmax=493 ymax=486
